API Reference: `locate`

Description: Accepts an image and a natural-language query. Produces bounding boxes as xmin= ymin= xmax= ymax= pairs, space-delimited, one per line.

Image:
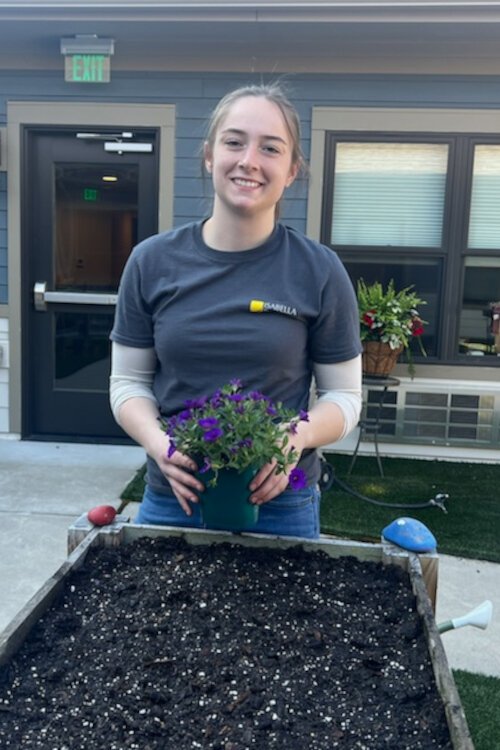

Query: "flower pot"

xmin=362 ymin=341 xmax=403 ymax=377
xmin=198 ymin=466 xmax=259 ymax=531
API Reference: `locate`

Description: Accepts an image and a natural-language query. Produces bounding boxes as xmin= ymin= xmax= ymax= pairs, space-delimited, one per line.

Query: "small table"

xmin=347 ymin=375 xmax=400 ymax=478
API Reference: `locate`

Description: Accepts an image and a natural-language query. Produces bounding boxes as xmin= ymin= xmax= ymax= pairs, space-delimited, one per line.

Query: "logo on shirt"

xmin=249 ymin=299 xmax=299 ymax=319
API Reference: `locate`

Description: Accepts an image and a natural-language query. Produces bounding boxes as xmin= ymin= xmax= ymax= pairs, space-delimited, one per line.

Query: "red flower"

xmin=412 ymin=318 xmax=425 ymax=337
xmin=362 ymin=310 xmax=377 ymax=328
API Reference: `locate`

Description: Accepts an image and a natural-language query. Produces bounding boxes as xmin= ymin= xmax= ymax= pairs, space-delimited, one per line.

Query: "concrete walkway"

xmin=0 ymin=440 xmax=498 ymax=678
xmin=0 ymin=440 xmax=146 ymax=632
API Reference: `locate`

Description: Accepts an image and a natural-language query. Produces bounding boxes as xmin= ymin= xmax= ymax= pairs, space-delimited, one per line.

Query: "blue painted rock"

xmin=382 ymin=517 xmax=437 ymax=553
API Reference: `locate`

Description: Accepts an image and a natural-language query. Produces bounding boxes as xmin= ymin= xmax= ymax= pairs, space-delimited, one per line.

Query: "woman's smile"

xmin=231 ymin=177 xmax=263 ymax=189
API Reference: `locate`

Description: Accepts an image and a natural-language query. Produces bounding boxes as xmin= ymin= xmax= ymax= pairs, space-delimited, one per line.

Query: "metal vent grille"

xmin=403 ymin=390 xmax=495 ymax=445
xmin=364 ymin=382 xmax=500 ymax=448
xmin=365 ymin=389 xmax=398 ymax=436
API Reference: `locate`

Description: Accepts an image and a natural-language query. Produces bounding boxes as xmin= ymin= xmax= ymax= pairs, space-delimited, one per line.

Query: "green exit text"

xmin=65 ymin=55 xmax=110 ymax=83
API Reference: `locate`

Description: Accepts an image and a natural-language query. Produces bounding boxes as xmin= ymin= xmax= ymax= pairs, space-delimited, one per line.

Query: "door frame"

xmin=7 ymin=101 xmax=175 ymax=436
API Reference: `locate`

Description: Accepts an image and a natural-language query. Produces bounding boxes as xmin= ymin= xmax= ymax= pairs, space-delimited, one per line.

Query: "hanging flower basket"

xmin=362 ymin=341 xmax=403 ymax=377
xmin=357 ymin=279 xmax=427 ymax=378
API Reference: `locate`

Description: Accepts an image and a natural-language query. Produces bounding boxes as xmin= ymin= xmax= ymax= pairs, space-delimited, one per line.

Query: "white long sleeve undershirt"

xmin=109 ymin=342 xmax=362 ymax=440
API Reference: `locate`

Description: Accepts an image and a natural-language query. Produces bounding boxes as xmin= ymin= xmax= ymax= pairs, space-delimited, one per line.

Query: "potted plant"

xmin=357 ymin=279 xmax=427 ymax=377
xmin=160 ymin=380 xmax=309 ymax=530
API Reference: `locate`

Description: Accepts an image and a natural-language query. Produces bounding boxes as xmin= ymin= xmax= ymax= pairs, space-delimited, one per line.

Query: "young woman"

xmin=110 ymin=83 xmax=362 ymax=539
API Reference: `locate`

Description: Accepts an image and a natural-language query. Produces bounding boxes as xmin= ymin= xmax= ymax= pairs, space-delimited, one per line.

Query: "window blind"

xmin=468 ymin=145 xmax=500 ymax=250
xmin=331 ymin=142 xmax=448 ymax=248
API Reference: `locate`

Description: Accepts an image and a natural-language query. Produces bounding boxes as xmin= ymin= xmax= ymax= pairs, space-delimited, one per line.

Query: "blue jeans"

xmin=135 ymin=484 xmax=321 ymax=539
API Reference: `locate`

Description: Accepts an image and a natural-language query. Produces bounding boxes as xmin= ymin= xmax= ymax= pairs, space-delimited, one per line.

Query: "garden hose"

xmin=319 ymin=460 xmax=449 ymax=513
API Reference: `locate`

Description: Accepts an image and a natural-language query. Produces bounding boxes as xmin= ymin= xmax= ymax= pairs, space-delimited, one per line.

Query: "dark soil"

xmin=0 ymin=537 xmax=452 ymax=749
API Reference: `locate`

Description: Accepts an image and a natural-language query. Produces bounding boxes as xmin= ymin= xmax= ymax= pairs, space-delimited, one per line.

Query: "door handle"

xmin=34 ymin=281 xmax=117 ymax=311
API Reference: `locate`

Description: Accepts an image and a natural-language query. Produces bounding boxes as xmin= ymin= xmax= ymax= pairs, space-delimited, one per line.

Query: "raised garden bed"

xmin=0 ymin=525 xmax=471 ymax=749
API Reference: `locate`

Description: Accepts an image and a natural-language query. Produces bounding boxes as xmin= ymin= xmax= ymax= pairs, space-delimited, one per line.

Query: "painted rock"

xmin=382 ymin=517 xmax=437 ymax=553
xmin=87 ymin=505 xmax=117 ymax=527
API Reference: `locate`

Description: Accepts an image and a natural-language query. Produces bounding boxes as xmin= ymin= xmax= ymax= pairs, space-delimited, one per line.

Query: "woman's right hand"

xmin=115 ymin=397 xmax=205 ymax=516
xmin=151 ymin=436 xmax=205 ymax=516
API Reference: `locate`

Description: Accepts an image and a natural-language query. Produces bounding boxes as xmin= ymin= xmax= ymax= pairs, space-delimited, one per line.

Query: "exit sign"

xmin=65 ymin=54 xmax=110 ymax=83
xmin=83 ymin=188 xmax=99 ymax=201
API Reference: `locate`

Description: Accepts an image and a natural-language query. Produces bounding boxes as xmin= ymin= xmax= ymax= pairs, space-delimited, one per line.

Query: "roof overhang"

xmin=1 ymin=1 xmax=500 ymax=75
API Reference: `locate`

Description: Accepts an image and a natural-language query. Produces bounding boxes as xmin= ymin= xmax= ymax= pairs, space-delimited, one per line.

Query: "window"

xmin=459 ymin=257 xmax=500 ymax=356
xmin=460 ymin=146 xmax=500 ymax=357
xmin=320 ymin=131 xmax=500 ymax=365
xmin=342 ymin=255 xmax=442 ymax=357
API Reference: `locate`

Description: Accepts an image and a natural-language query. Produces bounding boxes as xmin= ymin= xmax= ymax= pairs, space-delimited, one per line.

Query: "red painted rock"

xmin=87 ymin=505 xmax=117 ymax=527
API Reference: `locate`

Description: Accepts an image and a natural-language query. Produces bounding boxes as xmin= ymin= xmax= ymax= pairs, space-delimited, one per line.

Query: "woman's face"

xmin=204 ymin=96 xmax=298 ymax=222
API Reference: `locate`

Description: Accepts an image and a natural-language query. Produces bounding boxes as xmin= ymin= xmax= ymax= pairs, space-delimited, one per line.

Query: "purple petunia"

xmin=203 ymin=428 xmax=224 ymax=443
xmin=238 ymin=438 xmax=253 ymax=448
xmin=288 ymin=467 xmax=307 ymax=490
xmin=198 ymin=457 xmax=212 ymax=474
xmin=299 ymin=410 xmax=309 ymax=422
xmin=248 ymin=391 xmax=265 ymax=401
xmin=184 ymin=397 xmax=208 ymax=409
xmin=198 ymin=417 xmax=219 ymax=428
xmin=159 ymin=382 xmax=306 ymax=489
xmin=166 ymin=416 xmax=178 ymax=432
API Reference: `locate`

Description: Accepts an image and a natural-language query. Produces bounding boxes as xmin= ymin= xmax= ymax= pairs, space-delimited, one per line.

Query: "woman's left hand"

xmin=248 ymin=429 xmax=307 ymax=505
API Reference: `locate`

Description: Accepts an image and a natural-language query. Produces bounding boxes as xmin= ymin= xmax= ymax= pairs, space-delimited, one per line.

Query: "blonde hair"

xmin=204 ymin=83 xmax=308 ymax=179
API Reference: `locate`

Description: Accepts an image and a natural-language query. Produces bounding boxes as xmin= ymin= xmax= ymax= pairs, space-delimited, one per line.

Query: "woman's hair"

xmin=204 ymin=83 xmax=308 ymax=179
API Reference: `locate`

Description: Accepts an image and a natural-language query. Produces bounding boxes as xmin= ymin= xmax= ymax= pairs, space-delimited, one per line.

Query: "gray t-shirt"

xmin=111 ymin=221 xmax=361 ymax=492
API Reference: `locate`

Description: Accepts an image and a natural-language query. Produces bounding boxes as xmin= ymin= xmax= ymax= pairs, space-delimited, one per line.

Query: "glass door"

xmin=24 ymin=128 xmax=158 ymax=440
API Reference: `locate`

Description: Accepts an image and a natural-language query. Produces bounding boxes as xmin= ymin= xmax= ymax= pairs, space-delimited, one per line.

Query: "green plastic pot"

xmin=198 ymin=465 xmax=259 ymax=531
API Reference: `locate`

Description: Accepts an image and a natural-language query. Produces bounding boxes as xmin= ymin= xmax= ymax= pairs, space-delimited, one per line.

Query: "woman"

xmin=110 ymin=83 xmax=362 ymax=538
